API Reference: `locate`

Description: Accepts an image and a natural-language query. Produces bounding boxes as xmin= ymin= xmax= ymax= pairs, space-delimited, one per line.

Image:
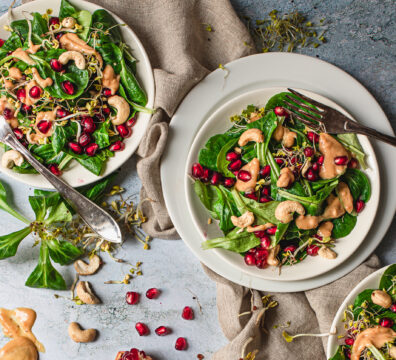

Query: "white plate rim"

xmin=161 ymin=52 xmax=396 ymax=292
xmin=0 ymin=0 xmax=155 ymax=189
xmin=183 ymin=86 xmax=380 ymax=282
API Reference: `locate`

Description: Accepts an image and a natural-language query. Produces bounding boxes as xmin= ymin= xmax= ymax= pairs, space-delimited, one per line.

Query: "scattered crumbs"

xmin=207 ymin=218 xmax=212 ymax=225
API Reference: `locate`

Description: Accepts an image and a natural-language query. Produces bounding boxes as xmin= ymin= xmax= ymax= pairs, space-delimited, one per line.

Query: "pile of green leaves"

xmin=0 ymin=177 xmax=111 ymax=290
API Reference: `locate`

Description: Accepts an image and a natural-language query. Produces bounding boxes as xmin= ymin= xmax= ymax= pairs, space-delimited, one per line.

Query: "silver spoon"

xmin=0 ymin=116 xmax=122 ymax=243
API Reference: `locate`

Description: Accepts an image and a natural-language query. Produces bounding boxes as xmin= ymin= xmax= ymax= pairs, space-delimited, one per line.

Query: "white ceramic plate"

xmin=161 ymin=53 xmax=396 ymax=292
xmin=184 ymin=87 xmax=380 ymax=282
xmin=326 ymin=264 xmax=391 ymax=359
xmin=0 ymin=0 xmax=155 ymax=189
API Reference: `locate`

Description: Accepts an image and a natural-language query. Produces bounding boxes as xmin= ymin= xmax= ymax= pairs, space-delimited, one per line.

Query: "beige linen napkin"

xmin=21 ymin=1 xmax=381 ymax=358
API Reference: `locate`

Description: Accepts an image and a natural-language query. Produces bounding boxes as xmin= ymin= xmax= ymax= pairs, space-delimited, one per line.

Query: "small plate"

xmin=0 ymin=0 xmax=155 ymax=189
xmin=326 ymin=265 xmax=391 ymax=359
xmin=185 ymin=87 xmax=380 ymax=281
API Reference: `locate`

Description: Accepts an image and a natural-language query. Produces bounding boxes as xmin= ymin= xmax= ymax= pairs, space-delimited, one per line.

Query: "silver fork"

xmin=0 ymin=116 xmax=122 ymax=243
xmin=283 ymin=88 xmax=396 ymax=146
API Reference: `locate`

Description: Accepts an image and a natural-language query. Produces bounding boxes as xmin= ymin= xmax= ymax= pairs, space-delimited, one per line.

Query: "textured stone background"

xmin=0 ymin=1 xmax=394 ymax=359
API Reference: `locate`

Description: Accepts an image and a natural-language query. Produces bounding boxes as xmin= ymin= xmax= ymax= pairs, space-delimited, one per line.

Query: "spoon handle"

xmin=3 ymin=133 xmax=122 ymax=243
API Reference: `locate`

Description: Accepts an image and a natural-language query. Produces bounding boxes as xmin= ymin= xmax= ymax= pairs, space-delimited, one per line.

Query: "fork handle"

xmin=345 ymin=121 xmax=396 ymax=146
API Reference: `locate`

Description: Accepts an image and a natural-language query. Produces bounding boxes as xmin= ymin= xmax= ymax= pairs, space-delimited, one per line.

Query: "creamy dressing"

xmin=8 ymin=67 xmax=23 ymax=81
xmin=318 ymin=133 xmax=349 ymax=179
xmin=322 ymin=194 xmax=345 ymax=219
xmin=276 ymin=167 xmax=295 ymax=188
xmin=31 ymin=68 xmax=53 ymax=88
xmin=102 ymin=65 xmax=120 ymax=95
xmin=295 ymin=215 xmax=320 ymax=230
xmin=337 ymin=182 xmax=354 ymax=213
xmin=4 ymin=80 xmax=14 ymax=90
xmin=0 ymin=337 xmax=38 ymax=360
xmin=247 ymin=223 xmax=274 ymax=232
xmin=11 ymin=48 xmax=36 ymax=66
xmin=317 ymin=221 xmax=333 ymax=238
xmin=24 ymin=81 xmax=41 ymax=106
xmin=0 ymin=96 xmax=18 ymax=128
xmin=235 ymin=158 xmax=260 ymax=193
xmin=26 ymin=41 xmax=41 ymax=55
xmin=273 ymin=124 xmax=296 ymax=147
xmin=351 ymin=326 xmax=396 ymax=360
xmin=28 ymin=109 xmax=57 ymax=143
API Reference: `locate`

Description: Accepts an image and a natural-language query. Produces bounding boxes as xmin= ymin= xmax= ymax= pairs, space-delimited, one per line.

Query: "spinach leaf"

xmin=0 ymin=33 xmax=22 ymax=60
xmin=216 ymin=138 xmax=238 ymax=177
xmin=337 ymin=133 xmax=367 ymax=169
xmin=32 ymin=144 xmax=68 ymax=165
xmin=29 ymin=195 xmax=47 ymax=221
xmin=52 ymin=125 xmax=68 ymax=154
xmin=342 ymin=169 xmax=371 ymax=202
xmin=81 ymin=175 xmax=115 ymax=203
xmin=202 ymin=228 xmax=260 ymax=253
xmin=93 ymin=121 xmax=111 ymax=149
xmin=69 ymin=152 xmax=104 ymax=176
xmin=199 ymin=134 xmax=238 ymax=171
xmin=91 ymin=9 xmax=122 ymax=45
xmin=25 ymin=242 xmax=67 ymax=290
xmin=379 ymin=264 xmax=396 ymax=296
xmin=0 ymin=181 xmax=29 ymax=223
xmin=332 ymin=213 xmax=357 ymax=238
xmin=59 ymin=0 xmax=76 ymax=19
xmin=118 ymin=83 xmax=153 ymax=114
xmin=120 ymin=58 xmax=147 ymax=106
xmin=10 ymin=19 xmax=29 ymax=43
xmin=47 ymin=238 xmax=83 ymax=266
xmin=96 ymin=42 xmax=123 ymax=74
xmin=275 ymin=222 xmax=289 ymax=246
xmin=75 ymin=10 xmax=92 ymax=41
xmin=0 ymin=227 xmax=32 ymax=259
xmin=45 ymin=202 xmax=72 ymax=224
xmin=31 ymin=12 xmax=48 ymax=42
xmin=193 ymin=180 xmax=218 ymax=219
xmin=328 ymin=346 xmax=348 ymax=360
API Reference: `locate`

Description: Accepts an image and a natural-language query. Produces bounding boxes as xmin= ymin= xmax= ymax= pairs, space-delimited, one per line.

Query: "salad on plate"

xmin=191 ymin=91 xmax=371 ymax=271
xmin=0 ymin=0 xmax=150 ymax=177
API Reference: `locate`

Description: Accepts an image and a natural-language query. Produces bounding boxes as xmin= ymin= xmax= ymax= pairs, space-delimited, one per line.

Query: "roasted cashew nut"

xmin=1 ymin=150 xmax=24 ymax=168
xmin=267 ymin=245 xmax=280 ymax=266
xmin=231 ymin=211 xmax=255 ymax=229
xmin=74 ymin=255 xmax=101 ymax=276
xmin=108 ymin=95 xmax=130 ymax=125
xmin=62 ymin=17 xmax=77 ymax=29
xmin=318 ymin=247 xmax=337 ymax=259
xmin=238 ymin=128 xmax=264 ymax=147
xmin=68 ymin=322 xmax=97 ymax=343
xmin=76 ymin=281 xmax=101 ymax=304
xmin=275 ymin=200 xmax=305 ymax=224
xmin=371 ymin=290 xmax=392 ymax=308
xmin=58 ymin=51 xmax=86 ymax=70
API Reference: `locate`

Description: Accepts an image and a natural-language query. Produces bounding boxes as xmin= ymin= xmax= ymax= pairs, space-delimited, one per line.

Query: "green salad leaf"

xmin=342 ymin=169 xmax=371 ymax=202
xmin=0 ymin=227 xmax=32 ymax=260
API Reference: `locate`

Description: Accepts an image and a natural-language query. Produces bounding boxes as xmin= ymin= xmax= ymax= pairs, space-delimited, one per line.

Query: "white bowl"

xmin=0 ymin=0 xmax=155 ymax=189
xmin=185 ymin=87 xmax=380 ymax=282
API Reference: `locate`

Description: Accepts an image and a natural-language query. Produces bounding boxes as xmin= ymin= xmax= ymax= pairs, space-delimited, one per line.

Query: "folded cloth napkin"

xmin=21 ymin=0 xmax=382 ymax=358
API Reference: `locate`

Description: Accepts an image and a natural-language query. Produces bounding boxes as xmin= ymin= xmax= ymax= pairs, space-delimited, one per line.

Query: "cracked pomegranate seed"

xmin=345 ymin=337 xmax=354 ymax=346
xmin=226 ymin=152 xmax=239 ymax=162
xmin=275 ymin=157 xmax=284 ymax=165
xmin=192 ymin=163 xmax=204 ymax=178
xmin=81 ymin=116 xmax=96 ymax=133
xmin=390 ymin=304 xmax=396 ymax=313
xmin=228 ymin=159 xmax=242 ymax=172
xmin=135 ymin=322 xmax=149 ymax=336
xmin=266 ymin=226 xmax=277 ymax=235
xmin=49 ymin=17 xmax=60 ymax=27
xmin=56 ymin=108 xmax=70 ymax=118
xmin=304 ymin=147 xmax=314 ymax=157
xmin=146 ymin=288 xmax=160 ymax=299
xmin=355 ymin=200 xmax=365 ymax=213
xmin=16 ymin=88 xmax=26 ymax=101
xmin=245 ymin=192 xmax=258 ymax=201
xmin=284 ymin=245 xmax=297 ymax=253
xmin=260 ymin=236 xmax=271 ymax=249
xmin=175 ymin=337 xmax=187 ymax=351
xmin=3 ymin=108 xmax=13 ymax=120
xmin=307 ymin=244 xmax=320 ymax=256
xmin=48 ymin=164 xmax=61 ymax=176
xmin=62 ymin=80 xmax=75 ymax=95
xmin=126 ymin=116 xmax=137 ymax=127
xmin=224 ymin=177 xmax=235 ymax=188
xmin=125 ymin=291 xmax=139 ymax=305
xmin=182 ymin=306 xmax=194 ymax=320
xmin=348 ymin=158 xmax=358 ymax=169
xmin=259 ymin=196 xmax=271 ymax=203
xmin=117 ymin=124 xmax=132 ymax=138
xmin=210 ymin=172 xmax=221 ymax=185
xmin=261 ymin=186 xmax=271 ymax=196
xmin=334 ymin=156 xmax=348 ymax=165
xmin=238 ymin=170 xmax=251 ymax=182
xmin=306 ymin=168 xmax=318 ymax=181
xmin=244 ymin=253 xmax=256 ymax=266
xmin=121 ymin=348 xmax=149 ymax=360
xmin=50 ymin=59 xmax=63 ymax=72
xmin=29 ymin=85 xmax=42 ymax=99
xmin=379 ymin=317 xmax=393 ymax=328
xmin=78 ymin=133 xmax=91 ymax=147
xmin=0 ymin=39 xmax=4 ymax=48
xmin=103 ymin=88 xmax=112 ymax=97
xmin=274 ymin=106 xmax=288 ymax=117
xmin=13 ymin=128 xmax=23 ymax=140
xmin=85 ymin=143 xmax=99 ymax=156
xmin=110 ymin=140 xmax=125 ymax=152
xmin=260 ymin=165 xmax=271 ymax=178
xmin=307 ymin=131 xmax=319 ymax=143
xmin=155 ymin=326 xmax=170 ymax=336
xmin=68 ymin=141 xmax=82 ymax=154
xmin=37 ymin=120 xmax=52 ymax=134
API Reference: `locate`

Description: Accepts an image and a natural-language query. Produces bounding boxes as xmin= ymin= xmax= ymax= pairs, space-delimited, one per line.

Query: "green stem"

xmin=0 ymin=55 xmax=13 ymax=66
xmin=368 ymin=345 xmax=386 ymax=360
xmin=0 ymin=201 xmax=30 ymax=224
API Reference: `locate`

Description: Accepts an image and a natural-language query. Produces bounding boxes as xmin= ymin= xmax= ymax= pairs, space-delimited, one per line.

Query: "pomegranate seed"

xmin=13 ymin=128 xmax=23 ymax=140
xmin=260 ymin=165 xmax=271 ymax=178
xmin=191 ymin=163 xmax=204 ymax=178
xmin=102 ymin=107 xmax=111 ymax=116
xmin=81 ymin=116 xmax=96 ymax=133
xmin=125 ymin=291 xmax=139 ymax=305
xmin=29 ymin=85 xmax=42 ymax=99
xmin=226 ymin=152 xmax=239 ymax=162
xmin=201 ymin=168 xmax=211 ymax=182
xmin=126 ymin=116 xmax=137 ymax=127
xmin=50 ymin=59 xmax=63 ymax=72
xmin=307 ymin=131 xmax=319 ymax=143
xmin=334 ymin=156 xmax=349 ymax=165
xmin=146 ymin=288 xmax=160 ymax=299
xmin=266 ymin=226 xmax=277 ymax=235
xmin=175 ymin=337 xmax=187 ymax=351
xmin=122 ymin=349 xmax=148 ymax=360
xmin=256 ymin=258 xmax=268 ymax=269
xmin=304 ymin=147 xmax=314 ymax=157
xmin=61 ymin=80 xmax=75 ymax=95
xmin=248 ymin=248 xmax=257 ymax=254
xmin=135 ymin=322 xmax=149 ymax=336
xmin=0 ymin=39 xmax=4 ymax=48
xmin=261 ymin=185 xmax=271 ymax=196
xmin=244 ymin=253 xmax=256 ymax=266
xmin=103 ymin=88 xmax=112 ymax=97
xmin=379 ymin=318 xmax=393 ymax=328
xmin=49 ymin=17 xmax=60 ymax=26
xmin=210 ymin=172 xmax=221 ymax=185
xmin=312 ymin=162 xmax=320 ymax=172
xmin=307 ymin=244 xmax=320 ymax=256
xmin=390 ymin=304 xmax=396 ymax=313
xmin=224 ymin=177 xmax=235 ymax=188
xmin=237 ymin=170 xmax=251 ymax=182
xmin=284 ymin=245 xmax=297 ymax=253
xmin=317 ymin=155 xmax=324 ymax=165
xmin=182 ymin=306 xmax=194 ymax=320
xmin=345 ymin=338 xmax=354 ymax=346
xmin=110 ymin=140 xmax=126 ymax=152
xmin=260 ymin=236 xmax=271 ymax=248
xmin=344 ymin=348 xmax=351 ymax=359
xmin=356 ymin=200 xmax=365 ymax=213
xmin=85 ymin=143 xmax=99 ymax=156
xmin=290 ymin=156 xmax=297 ymax=165
xmin=348 ymin=158 xmax=359 ymax=169
xmin=255 ymin=248 xmax=269 ymax=260
xmin=306 ymin=168 xmax=318 ymax=181
xmin=117 ymin=124 xmax=132 ymax=138
xmin=155 ymin=326 xmax=170 ymax=336
xmin=56 ymin=108 xmax=70 ymax=118
xmin=55 ymin=32 xmax=64 ymax=41
xmin=228 ymin=159 xmax=242 ymax=172
xmin=314 ymin=234 xmax=323 ymax=241
xmin=245 ymin=193 xmax=258 ymax=201
xmin=274 ymin=106 xmax=288 ymax=117
xmin=3 ymin=108 xmax=13 ymax=120
xmin=37 ymin=120 xmax=52 ymax=134
xmin=48 ymin=164 xmax=61 ymax=176
xmin=253 ymin=231 xmax=266 ymax=238
xmin=21 ymin=104 xmax=32 ymax=113
xmin=78 ymin=133 xmax=91 ymax=147
xmin=68 ymin=141 xmax=82 ymax=154
xmin=16 ymin=88 xmax=26 ymax=101
xmin=275 ymin=158 xmax=284 ymax=165
xmin=259 ymin=196 xmax=271 ymax=203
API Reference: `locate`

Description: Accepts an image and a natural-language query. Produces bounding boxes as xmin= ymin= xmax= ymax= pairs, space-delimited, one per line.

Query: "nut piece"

xmin=318 ymin=247 xmax=337 ymax=259
xmin=275 ymin=200 xmax=305 ymax=224
xmin=371 ymin=290 xmax=392 ymax=309
xmin=277 ymin=167 xmax=295 ymax=188
xmin=59 ymin=51 xmax=86 ymax=70
xmin=267 ymin=245 xmax=280 ymax=266
xmin=62 ymin=17 xmax=77 ymax=29
xmin=108 ymin=95 xmax=130 ymax=125
xmin=246 ymin=223 xmax=274 ymax=232
xmin=76 ymin=281 xmax=101 ymax=304
xmin=231 ymin=211 xmax=254 ymax=229
xmin=1 ymin=150 xmax=24 ymax=168
xmin=74 ymin=255 xmax=101 ymax=276
xmin=238 ymin=128 xmax=264 ymax=147
xmin=337 ymin=182 xmax=354 ymax=214
xmin=235 ymin=158 xmax=260 ymax=193
xmin=390 ymin=346 xmax=396 ymax=359
xmin=68 ymin=322 xmax=97 ymax=343
xmin=295 ymin=215 xmax=320 ymax=230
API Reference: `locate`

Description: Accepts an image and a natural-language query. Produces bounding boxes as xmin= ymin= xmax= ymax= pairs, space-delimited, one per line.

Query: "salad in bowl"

xmin=0 ymin=0 xmax=150 ymax=177
xmin=190 ymin=91 xmax=371 ymax=272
